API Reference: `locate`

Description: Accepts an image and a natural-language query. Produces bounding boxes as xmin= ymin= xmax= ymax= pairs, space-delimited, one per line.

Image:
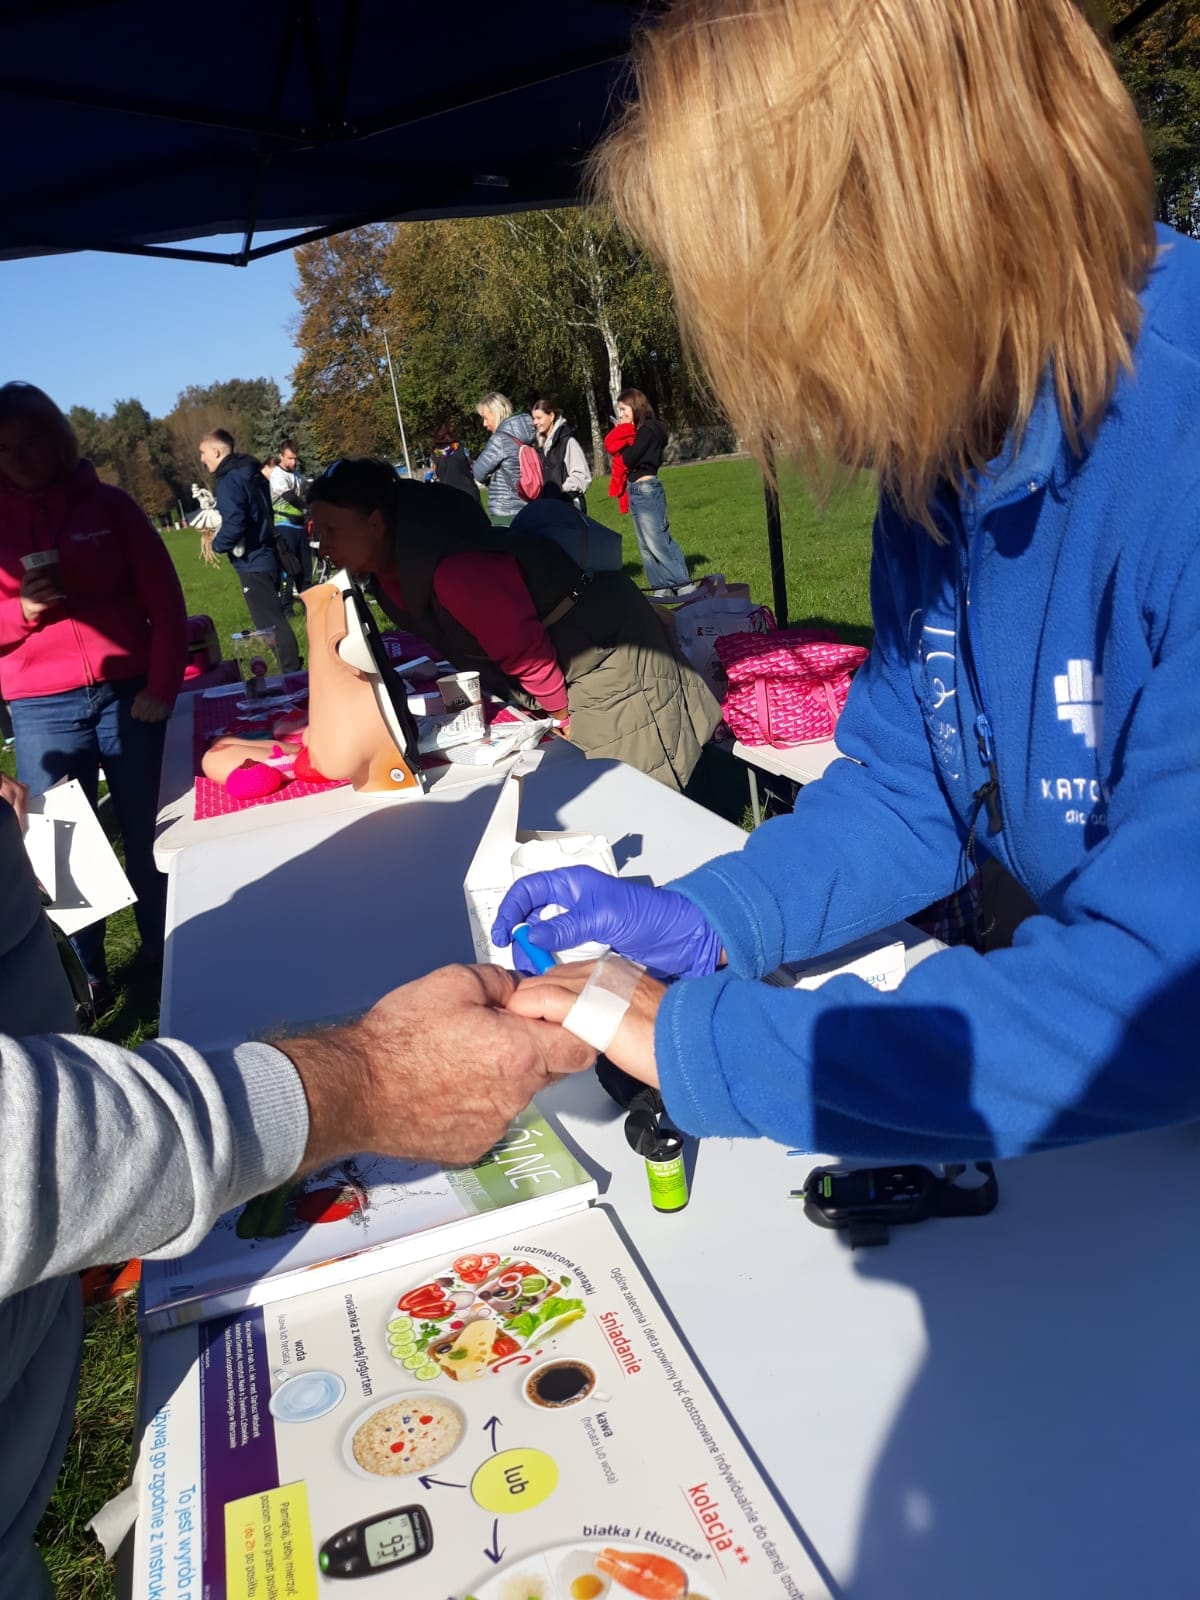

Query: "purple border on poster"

xmin=199 ymin=1309 xmax=279 ymax=1598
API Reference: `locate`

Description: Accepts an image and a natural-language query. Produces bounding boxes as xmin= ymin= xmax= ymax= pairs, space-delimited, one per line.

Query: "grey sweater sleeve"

xmin=0 ymin=1032 xmax=310 ymax=1299
xmin=562 ymin=436 xmax=593 ymax=495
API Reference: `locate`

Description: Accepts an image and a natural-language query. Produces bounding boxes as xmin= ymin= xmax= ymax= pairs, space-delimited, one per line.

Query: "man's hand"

xmin=278 ymin=964 xmax=598 ymax=1171
xmin=19 ymin=568 xmax=63 ymax=622
xmin=506 ymin=960 xmax=666 ymax=1089
xmin=131 ymin=690 xmax=171 ymax=722
xmin=0 ymin=773 xmax=29 ymax=831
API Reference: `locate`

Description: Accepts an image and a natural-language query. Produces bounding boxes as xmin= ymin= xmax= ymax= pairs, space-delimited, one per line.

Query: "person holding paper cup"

xmin=0 ymin=382 xmax=187 ymax=1011
xmin=495 ymin=0 xmax=1200 ymax=1162
xmin=308 ymin=460 xmax=719 ymax=789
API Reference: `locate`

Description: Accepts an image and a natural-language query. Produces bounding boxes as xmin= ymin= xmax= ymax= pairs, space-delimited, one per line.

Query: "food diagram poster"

xmin=136 ymin=1207 xmax=829 ymax=1600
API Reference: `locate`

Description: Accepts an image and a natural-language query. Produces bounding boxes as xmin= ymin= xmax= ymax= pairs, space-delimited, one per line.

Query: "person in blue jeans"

xmin=615 ymin=388 xmax=694 ymax=595
xmin=0 ymin=383 xmax=187 ymax=1012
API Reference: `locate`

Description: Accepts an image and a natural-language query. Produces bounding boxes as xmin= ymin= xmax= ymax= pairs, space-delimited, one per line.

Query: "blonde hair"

xmin=476 ymin=392 xmax=513 ymax=427
xmin=0 ymin=381 xmax=79 ymax=480
xmin=595 ymin=0 xmax=1156 ymax=523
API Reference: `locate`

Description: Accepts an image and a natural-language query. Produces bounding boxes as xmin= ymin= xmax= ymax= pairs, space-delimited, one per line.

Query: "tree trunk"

xmin=584 ymin=228 xmax=624 ymax=408
xmin=579 ymin=354 xmax=606 ymax=476
xmin=600 ymin=318 xmax=623 ymax=415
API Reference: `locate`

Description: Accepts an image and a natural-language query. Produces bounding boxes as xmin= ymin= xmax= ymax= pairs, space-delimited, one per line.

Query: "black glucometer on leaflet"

xmin=799 ymin=1162 xmax=999 ymax=1247
xmin=318 ymin=1504 xmax=432 ymax=1578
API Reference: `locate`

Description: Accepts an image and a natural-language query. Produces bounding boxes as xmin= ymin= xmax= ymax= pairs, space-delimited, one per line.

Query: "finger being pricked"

xmin=507 ymin=961 xmax=666 ymax=1088
xmin=505 ymin=960 xmax=598 ymax=1024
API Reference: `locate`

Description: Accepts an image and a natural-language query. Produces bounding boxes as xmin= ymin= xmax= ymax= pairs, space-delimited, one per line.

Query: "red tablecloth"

xmin=190 ymin=672 xmax=546 ymax=820
xmin=191 ymin=675 xmax=350 ymax=819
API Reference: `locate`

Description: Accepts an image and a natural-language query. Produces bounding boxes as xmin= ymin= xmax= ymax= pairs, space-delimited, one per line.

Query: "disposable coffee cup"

xmin=438 ymin=671 xmax=482 ymax=713
xmin=21 ymin=549 xmax=64 ymax=595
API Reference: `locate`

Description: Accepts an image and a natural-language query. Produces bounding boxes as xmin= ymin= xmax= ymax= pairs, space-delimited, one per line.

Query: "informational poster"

xmin=134 ymin=1207 xmax=830 ymax=1600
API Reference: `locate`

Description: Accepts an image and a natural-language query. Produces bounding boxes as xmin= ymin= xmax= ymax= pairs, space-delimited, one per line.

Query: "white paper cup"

xmin=438 ymin=671 xmax=482 ymax=712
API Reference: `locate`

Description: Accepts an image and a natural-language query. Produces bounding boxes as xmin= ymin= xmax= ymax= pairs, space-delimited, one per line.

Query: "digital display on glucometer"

xmin=365 ymin=1512 xmax=419 ymax=1567
xmin=824 ymin=1170 xmax=875 ymax=1207
xmin=319 ymin=1504 xmax=432 ymax=1577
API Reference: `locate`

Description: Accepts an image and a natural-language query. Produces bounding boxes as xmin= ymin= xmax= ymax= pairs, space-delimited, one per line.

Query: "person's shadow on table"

xmin=809 ymin=975 xmax=1200 ymax=1599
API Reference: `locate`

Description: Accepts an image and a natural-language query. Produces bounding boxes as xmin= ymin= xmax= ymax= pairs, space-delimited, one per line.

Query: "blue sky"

xmin=0 ymin=235 xmax=301 ymax=419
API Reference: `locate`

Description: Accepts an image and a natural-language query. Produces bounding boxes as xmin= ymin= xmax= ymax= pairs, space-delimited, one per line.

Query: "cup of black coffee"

xmin=523 ymin=1359 xmax=607 ymax=1410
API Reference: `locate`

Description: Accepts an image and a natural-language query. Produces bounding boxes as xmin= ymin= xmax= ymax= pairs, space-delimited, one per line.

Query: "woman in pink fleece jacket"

xmin=0 ymin=382 xmax=187 ymax=1008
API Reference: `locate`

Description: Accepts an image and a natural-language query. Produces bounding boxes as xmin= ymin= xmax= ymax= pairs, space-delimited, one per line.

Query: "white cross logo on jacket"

xmin=1053 ymin=659 xmax=1104 ymax=749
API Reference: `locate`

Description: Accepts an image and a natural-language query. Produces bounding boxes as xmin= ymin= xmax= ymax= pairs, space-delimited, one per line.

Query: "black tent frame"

xmin=1 ymin=0 xmax=1174 ymax=630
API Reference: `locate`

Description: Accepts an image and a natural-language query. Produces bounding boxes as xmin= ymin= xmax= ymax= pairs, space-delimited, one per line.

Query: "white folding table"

xmin=153 ymin=690 xmax=557 ymax=870
xmin=729 ymin=736 xmax=843 ymax=825
xmin=159 ymin=751 xmax=1198 ymax=1599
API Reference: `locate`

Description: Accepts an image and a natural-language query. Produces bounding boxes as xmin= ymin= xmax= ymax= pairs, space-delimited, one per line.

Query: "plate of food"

xmin=384 ymin=1253 xmax=586 ymax=1384
xmin=341 ymin=1390 xmax=467 ymax=1480
xmin=458 ymin=1539 xmax=717 ymax=1599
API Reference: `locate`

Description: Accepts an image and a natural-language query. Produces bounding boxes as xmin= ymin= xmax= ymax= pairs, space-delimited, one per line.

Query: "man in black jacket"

xmin=199 ymin=430 xmax=302 ymax=671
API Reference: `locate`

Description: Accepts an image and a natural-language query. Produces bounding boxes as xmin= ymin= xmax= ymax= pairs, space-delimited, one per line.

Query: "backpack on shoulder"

xmin=516 ymin=442 xmax=544 ymax=502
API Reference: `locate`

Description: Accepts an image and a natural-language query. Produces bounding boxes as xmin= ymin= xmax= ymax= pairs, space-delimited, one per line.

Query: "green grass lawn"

xmin=164 ymin=456 xmax=877 ymax=641
xmin=27 ymin=455 xmax=877 ymax=1597
xmin=165 ymin=539 xmax=314 ymax=663
xmin=589 ymin=458 xmax=877 ymax=639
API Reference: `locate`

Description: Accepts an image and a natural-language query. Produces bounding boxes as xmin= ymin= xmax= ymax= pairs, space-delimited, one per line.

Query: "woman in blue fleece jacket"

xmin=495 ymin=0 xmax=1200 ymax=1162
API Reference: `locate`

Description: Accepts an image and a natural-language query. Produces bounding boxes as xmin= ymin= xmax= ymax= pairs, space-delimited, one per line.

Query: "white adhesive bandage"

xmin=561 ymin=955 xmax=646 ymax=1053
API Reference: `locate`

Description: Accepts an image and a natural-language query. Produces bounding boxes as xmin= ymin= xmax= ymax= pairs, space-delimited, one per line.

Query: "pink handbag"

xmin=716 ymin=627 xmax=869 ymax=747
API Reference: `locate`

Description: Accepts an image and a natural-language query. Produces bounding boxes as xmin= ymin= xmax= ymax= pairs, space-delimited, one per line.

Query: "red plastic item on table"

xmin=225 ymin=763 xmax=284 ymax=800
xmin=191 ymin=672 xmax=349 ymax=818
xmin=293 ymin=744 xmax=332 ymax=783
xmin=293 ymin=1187 xmax=362 ymax=1224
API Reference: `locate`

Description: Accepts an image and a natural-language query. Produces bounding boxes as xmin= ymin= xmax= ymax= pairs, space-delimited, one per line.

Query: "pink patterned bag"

xmin=716 ymin=627 xmax=869 ymax=747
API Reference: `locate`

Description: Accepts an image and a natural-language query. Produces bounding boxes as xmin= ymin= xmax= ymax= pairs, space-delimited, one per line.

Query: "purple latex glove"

xmin=492 ymin=867 xmax=723 ymax=980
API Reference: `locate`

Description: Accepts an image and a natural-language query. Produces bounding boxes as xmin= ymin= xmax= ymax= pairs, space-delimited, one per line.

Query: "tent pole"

xmin=763 ymin=467 xmax=788 ymax=626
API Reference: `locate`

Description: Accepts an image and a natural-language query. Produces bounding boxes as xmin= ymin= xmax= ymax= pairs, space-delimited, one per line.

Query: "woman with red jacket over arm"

xmin=0 ymin=383 xmax=187 ymax=1009
xmin=606 ymin=389 xmax=694 ymax=596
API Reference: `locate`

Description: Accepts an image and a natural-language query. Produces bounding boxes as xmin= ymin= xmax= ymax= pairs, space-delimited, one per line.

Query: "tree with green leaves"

xmin=291 ymin=225 xmax=397 ymax=462
xmin=1114 ymin=0 xmax=1200 ymax=237
xmin=298 ymin=209 xmax=703 ymax=473
xmin=380 ymin=216 xmax=520 ymax=458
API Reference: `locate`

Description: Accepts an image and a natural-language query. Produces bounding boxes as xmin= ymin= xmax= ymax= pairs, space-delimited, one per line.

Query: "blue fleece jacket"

xmin=660 ymin=224 xmax=1200 ymax=1161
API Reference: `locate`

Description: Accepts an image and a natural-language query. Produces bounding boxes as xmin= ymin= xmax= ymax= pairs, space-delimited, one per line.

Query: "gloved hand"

xmin=492 ymin=867 xmax=723 ymax=980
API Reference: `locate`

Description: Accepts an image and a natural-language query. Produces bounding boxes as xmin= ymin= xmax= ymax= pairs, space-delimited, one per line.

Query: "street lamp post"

xmin=382 ymin=328 xmax=413 ymax=478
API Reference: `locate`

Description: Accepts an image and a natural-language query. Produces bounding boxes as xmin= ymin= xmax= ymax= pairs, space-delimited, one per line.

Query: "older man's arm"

xmin=0 ymin=964 xmax=595 ymax=1299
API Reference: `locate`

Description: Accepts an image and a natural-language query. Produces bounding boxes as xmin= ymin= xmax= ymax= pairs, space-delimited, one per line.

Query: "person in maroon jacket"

xmin=0 ymin=382 xmax=187 ymax=1010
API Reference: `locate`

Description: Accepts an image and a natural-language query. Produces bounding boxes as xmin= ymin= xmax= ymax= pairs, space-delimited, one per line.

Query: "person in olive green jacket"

xmin=307 ymin=459 xmax=719 ymax=790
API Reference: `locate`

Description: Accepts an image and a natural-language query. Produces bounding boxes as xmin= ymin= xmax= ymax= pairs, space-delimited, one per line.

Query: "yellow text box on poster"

xmin=225 ymin=1483 xmax=318 ymax=1600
